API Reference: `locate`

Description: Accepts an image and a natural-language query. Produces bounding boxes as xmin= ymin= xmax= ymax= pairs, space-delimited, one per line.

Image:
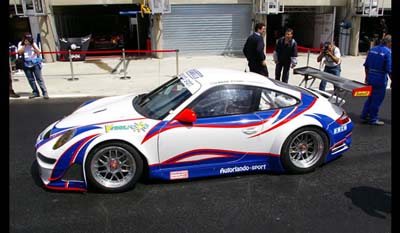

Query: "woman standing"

xmin=17 ymin=33 xmax=49 ymax=99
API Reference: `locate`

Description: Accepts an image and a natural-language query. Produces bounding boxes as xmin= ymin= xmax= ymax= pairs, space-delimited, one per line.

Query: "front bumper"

xmin=34 ymin=123 xmax=100 ymax=192
xmin=36 ymin=151 xmax=87 ymax=191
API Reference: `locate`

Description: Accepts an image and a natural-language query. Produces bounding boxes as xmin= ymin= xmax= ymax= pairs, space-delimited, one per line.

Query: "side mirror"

xmin=174 ymin=108 xmax=197 ymax=123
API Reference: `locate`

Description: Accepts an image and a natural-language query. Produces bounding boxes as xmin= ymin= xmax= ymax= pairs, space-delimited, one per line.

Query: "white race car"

xmin=35 ymin=68 xmax=368 ymax=192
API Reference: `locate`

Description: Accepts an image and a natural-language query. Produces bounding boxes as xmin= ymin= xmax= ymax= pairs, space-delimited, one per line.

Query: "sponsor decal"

xmin=333 ymin=124 xmax=347 ymax=134
xmin=132 ymin=122 xmax=150 ymax=133
xmin=105 ymin=125 xmax=113 ymax=132
xmin=353 ymin=91 xmax=371 ymax=97
xmin=178 ymin=73 xmax=195 ymax=88
xmin=219 ymin=164 xmax=267 ymax=174
xmin=105 ymin=122 xmax=149 ymax=133
xmin=170 ymin=170 xmax=189 ymax=180
xmin=185 ymin=69 xmax=203 ymax=79
xmin=178 ymin=69 xmax=202 ymax=88
xmin=70 ymin=54 xmax=81 ymax=59
xmin=352 ymin=86 xmax=372 ymax=97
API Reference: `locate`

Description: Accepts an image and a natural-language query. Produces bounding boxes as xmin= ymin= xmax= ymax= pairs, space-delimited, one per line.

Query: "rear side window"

xmin=258 ymin=89 xmax=299 ymax=110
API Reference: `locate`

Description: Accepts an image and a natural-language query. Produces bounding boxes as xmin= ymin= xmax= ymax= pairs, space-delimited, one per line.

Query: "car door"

xmin=157 ymin=85 xmax=267 ymax=173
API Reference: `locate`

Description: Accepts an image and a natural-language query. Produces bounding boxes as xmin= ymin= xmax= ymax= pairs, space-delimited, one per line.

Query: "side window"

xmin=258 ymin=88 xmax=298 ymax=111
xmin=192 ymin=86 xmax=255 ymax=118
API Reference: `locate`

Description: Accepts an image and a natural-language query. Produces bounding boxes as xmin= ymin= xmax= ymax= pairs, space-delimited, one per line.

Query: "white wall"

xmin=313 ymin=13 xmax=334 ymax=48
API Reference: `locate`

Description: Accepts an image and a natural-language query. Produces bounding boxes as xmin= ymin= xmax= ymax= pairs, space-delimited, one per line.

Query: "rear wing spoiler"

xmin=293 ymin=66 xmax=372 ymax=106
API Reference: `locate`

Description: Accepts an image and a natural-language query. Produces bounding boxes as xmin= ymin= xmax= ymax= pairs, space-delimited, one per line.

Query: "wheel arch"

xmin=268 ymin=120 xmax=330 ymax=155
xmin=287 ymin=125 xmax=331 ymax=147
xmin=82 ymin=139 xmax=150 ymax=186
xmin=279 ymin=124 xmax=331 ymax=173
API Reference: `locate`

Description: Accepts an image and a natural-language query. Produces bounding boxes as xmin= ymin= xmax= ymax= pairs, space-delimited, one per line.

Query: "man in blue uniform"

xmin=243 ymin=22 xmax=268 ymax=77
xmin=360 ymin=34 xmax=392 ymax=126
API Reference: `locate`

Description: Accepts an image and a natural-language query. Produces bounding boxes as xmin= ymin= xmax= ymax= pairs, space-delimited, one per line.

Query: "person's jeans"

xmin=248 ymin=62 xmax=269 ymax=77
xmin=360 ymin=73 xmax=388 ymax=123
xmin=319 ymin=64 xmax=341 ymax=91
xmin=23 ymin=64 xmax=47 ymax=96
xmin=275 ymin=62 xmax=291 ymax=83
xmin=361 ymin=85 xmax=386 ymax=123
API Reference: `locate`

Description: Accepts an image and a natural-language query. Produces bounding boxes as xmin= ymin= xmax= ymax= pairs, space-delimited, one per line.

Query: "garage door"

xmin=163 ymin=4 xmax=252 ymax=55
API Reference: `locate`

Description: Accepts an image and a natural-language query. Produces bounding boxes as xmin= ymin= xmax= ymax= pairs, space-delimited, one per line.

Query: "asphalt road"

xmin=9 ymin=92 xmax=391 ymax=233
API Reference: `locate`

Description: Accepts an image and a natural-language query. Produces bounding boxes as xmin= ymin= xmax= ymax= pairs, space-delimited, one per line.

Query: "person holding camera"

xmin=317 ymin=41 xmax=341 ymax=91
xmin=17 ymin=33 xmax=49 ymax=99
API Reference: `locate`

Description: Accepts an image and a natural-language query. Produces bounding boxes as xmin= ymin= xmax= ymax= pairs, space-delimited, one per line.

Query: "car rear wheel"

xmin=281 ymin=127 xmax=329 ymax=173
xmin=85 ymin=142 xmax=143 ymax=192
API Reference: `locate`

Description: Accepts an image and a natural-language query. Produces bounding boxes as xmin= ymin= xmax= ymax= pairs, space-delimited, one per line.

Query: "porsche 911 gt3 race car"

xmin=35 ymin=67 xmax=370 ymax=192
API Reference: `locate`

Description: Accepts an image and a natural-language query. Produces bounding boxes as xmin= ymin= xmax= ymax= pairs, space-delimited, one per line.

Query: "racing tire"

xmin=280 ymin=127 xmax=329 ymax=173
xmin=85 ymin=142 xmax=143 ymax=193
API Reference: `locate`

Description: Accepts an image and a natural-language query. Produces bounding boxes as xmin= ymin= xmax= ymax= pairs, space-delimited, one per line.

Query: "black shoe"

xmin=10 ymin=93 xmax=20 ymax=98
xmin=360 ymin=116 xmax=369 ymax=124
xmin=370 ymin=120 xmax=384 ymax=126
xmin=29 ymin=94 xmax=40 ymax=99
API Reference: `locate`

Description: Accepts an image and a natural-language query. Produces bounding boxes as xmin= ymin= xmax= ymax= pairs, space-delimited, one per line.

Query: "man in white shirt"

xmin=317 ymin=41 xmax=341 ymax=91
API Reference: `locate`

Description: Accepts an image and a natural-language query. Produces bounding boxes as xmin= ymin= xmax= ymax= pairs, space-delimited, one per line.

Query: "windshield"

xmin=134 ymin=77 xmax=194 ymax=120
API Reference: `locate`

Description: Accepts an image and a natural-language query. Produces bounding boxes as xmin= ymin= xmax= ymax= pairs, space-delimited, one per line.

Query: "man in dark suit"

xmin=243 ymin=22 xmax=268 ymax=77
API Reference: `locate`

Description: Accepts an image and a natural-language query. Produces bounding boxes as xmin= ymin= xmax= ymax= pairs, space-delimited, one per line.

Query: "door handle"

xmin=242 ymin=127 xmax=259 ymax=135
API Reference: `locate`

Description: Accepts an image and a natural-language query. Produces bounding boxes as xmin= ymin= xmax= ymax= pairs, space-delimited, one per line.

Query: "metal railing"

xmin=9 ymin=48 xmax=180 ymax=82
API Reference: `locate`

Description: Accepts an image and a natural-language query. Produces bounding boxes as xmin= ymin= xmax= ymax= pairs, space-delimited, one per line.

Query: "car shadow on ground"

xmin=140 ymin=169 xmax=293 ymax=186
xmin=347 ymin=112 xmax=392 ymax=126
xmin=345 ymin=186 xmax=391 ymax=219
xmin=30 ymin=158 xmax=335 ymax=193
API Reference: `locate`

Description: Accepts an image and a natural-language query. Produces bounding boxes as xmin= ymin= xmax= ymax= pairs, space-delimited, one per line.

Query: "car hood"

xmin=55 ymin=94 xmax=144 ymax=129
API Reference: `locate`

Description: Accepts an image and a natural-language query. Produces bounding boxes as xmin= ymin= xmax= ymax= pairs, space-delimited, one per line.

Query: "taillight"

xmin=336 ymin=111 xmax=350 ymax=124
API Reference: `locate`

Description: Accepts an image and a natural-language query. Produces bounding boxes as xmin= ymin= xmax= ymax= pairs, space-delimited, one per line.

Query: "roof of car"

xmin=182 ymin=68 xmax=275 ymax=87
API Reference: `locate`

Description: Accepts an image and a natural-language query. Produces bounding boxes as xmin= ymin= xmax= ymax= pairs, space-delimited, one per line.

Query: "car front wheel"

xmin=280 ymin=127 xmax=329 ymax=173
xmin=85 ymin=142 xmax=143 ymax=192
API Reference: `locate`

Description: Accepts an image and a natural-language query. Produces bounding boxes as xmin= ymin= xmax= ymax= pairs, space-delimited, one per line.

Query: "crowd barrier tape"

xmin=297 ymin=46 xmax=321 ymax=53
xmin=9 ymin=47 xmax=320 ymax=81
xmin=8 ymin=49 xmax=178 ymax=55
xmin=9 ymin=49 xmax=180 ymax=81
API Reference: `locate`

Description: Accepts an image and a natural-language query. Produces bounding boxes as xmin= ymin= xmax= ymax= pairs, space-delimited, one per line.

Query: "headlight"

xmin=53 ymin=129 xmax=76 ymax=150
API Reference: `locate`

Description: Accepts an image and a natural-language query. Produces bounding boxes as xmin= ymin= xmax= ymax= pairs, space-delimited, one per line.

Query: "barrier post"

xmin=307 ymin=49 xmax=310 ymax=66
xmin=120 ymin=48 xmax=131 ymax=79
xmin=67 ymin=50 xmax=78 ymax=81
xmin=176 ymin=49 xmax=179 ymax=76
xmin=158 ymin=58 xmax=161 ymax=85
xmin=9 ymin=55 xmax=14 ymax=81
